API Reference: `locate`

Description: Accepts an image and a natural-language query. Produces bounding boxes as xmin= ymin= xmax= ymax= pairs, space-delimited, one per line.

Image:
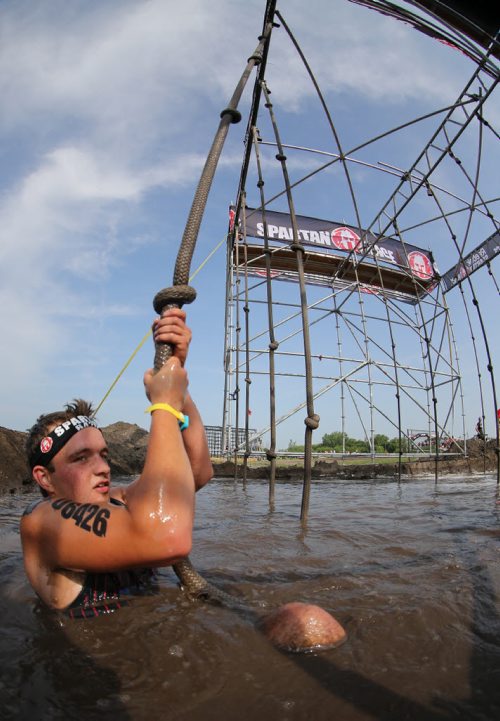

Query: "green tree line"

xmin=287 ymin=431 xmax=409 ymax=454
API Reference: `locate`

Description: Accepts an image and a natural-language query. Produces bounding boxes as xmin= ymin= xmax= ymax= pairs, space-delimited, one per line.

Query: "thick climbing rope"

xmin=93 ymin=2 xmax=278 ymax=604
xmin=240 ymin=194 xmax=251 ymax=484
xmin=259 ymin=79 xmax=319 ymax=522
xmin=251 ymin=128 xmax=279 ymax=503
xmin=152 ymin=3 xmax=277 ymax=601
xmin=232 ymin=223 xmax=242 ymax=475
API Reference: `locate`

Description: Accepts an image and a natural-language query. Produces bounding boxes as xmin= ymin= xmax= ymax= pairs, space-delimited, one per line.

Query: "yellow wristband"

xmin=145 ymin=403 xmax=189 ymax=430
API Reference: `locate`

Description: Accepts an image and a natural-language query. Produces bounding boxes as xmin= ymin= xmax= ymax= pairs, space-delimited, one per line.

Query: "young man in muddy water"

xmin=21 ymin=309 xmax=213 ymax=617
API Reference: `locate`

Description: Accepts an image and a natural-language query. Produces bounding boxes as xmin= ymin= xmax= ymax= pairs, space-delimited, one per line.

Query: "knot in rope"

xmin=269 ymin=340 xmax=279 ymax=351
xmin=266 ymin=449 xmax=277 ymax=461
xmin=304 ymin=414 xmax=320 ymax=430
xmin=247 ymin=52 xmax=262 ymax=65
xmin=220 ymin=107 xmax=242 ymax=124
xmin=153 ymin=285 xmax=197 ymax=315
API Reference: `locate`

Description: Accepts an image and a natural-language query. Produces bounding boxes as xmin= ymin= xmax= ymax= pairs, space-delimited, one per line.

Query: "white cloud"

xmin=0 ymin=0 xmax=497 ymax=432
xmin=0 ymin=0 xmax=260 ymax=151
xmin=1 ymin=0 xmax=475 ymax=141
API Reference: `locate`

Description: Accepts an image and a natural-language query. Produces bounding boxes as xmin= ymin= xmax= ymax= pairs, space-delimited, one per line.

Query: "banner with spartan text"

xmin=441 ymin=230 xmax=500 ymax=292
xmin=234 ymin=207 xmax=438 ymax=282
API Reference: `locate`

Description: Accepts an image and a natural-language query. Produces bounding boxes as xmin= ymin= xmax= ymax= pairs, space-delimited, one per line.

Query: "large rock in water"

xmin=101 ymin=422 xmax=148 ymax=477
xmin=0 ymin=426 xmax=31 ymax=494
xmin=260 ymin=601 xmax=347 ymax=652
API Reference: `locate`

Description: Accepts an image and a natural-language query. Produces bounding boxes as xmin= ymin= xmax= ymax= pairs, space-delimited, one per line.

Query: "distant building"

xmin=204 ymin=425 xmax=262 ymax=456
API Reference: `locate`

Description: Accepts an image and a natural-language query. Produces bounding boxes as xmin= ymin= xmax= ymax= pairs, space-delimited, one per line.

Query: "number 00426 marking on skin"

xmin=51 ymin=499 xmax=110 ymax=537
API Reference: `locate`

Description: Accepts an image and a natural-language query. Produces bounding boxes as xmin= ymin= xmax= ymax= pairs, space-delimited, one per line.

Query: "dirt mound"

xmin=101 ymin=422 xmax=148 ymax=477
xmin=0 ymin=426 xmax=31 ymax=494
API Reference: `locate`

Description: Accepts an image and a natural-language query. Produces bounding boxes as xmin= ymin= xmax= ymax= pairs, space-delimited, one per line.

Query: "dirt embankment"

xmin=1 ymin=424 xmax=497 ymax=495
xmin=217 ymin=438 xmax=498 ymax=481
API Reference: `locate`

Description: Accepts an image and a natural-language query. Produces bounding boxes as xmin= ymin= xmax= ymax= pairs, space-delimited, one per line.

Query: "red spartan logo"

xmin=331 ymin=227 xmax=361 ymax=251
xmin=408 ymin=251 xmax=433 ymax=279
xmin=40 ymin=437 xmax=53 ymax=454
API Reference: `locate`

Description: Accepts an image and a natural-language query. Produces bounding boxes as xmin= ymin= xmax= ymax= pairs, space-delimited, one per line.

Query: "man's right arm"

xmin=21 ymin=358 xmax=196 ymax=575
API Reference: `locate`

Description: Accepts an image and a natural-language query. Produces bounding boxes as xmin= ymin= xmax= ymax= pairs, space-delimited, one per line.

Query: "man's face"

xmin=46 ymin=427 xmax=111 ymax=503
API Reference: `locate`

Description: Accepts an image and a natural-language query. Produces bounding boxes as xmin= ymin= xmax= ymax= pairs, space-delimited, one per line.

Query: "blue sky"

xmin=1 ymin=0 xmax=498 ymax=447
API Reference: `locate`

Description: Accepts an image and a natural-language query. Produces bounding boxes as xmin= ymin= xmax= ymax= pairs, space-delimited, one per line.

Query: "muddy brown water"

xmin=1 ymin=475 xmax=499 ymax=721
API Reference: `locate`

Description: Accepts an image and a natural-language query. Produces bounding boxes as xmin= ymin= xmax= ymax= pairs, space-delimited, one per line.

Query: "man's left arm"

xmin=150 ymin=308 xmax=213 ymax=491
xmin=181 ymin=392 xmax=213 ymax=490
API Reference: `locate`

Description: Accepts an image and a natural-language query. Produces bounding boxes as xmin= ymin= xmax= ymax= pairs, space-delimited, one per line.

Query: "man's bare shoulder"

xmin=21 ymin=496 xmax=120 ymax=539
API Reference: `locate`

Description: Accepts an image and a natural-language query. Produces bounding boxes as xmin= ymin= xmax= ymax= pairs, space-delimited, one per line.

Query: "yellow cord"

xmin=93 ymin=328 xmax=152 ymax=416
xmin=93 ymin=235 xmax=226 ymax=416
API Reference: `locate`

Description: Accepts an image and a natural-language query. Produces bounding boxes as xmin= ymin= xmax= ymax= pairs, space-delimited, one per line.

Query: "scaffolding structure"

xmin=223 ymin=207 xmax=465 ymax=459
xmin=218 ymin=2 xmax=499 ymax=517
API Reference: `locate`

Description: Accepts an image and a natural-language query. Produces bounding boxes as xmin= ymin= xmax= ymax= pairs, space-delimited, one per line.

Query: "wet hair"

xmin=26 ymin=399 xmax=95 ymax=496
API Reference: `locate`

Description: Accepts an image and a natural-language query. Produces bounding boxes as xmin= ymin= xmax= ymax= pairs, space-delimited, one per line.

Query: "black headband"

xmin=29 ymin=415 xmax=98 ymax=469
